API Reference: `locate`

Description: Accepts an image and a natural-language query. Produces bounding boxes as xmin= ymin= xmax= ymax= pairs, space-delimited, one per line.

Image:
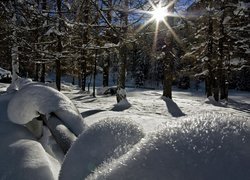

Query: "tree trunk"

xmin=162 ymin=1 xmax=174 ymax=99
xmin=35 ymin=63 xmax=40 ymax=81
xmin=103 ymin=52 xmax=110 ymax=87
xmin=116 ymin=0 xmax=128 ymax=103
xmin=93 ymin=50 xmax=97 ymax=97
xmin=40 ymin=63 xmax=45 ymax=83
xmin=11 ymin=0 xmax=19 ymax=82
xmin=81 ymin=0 xmax=90 ymax=91
xmin=206 ymin=13 xmax=214 ymax=98
xmin=103 ymin=0 xmax=112 ymax=87
xmin=56 ymin=0 xmax=62 ymax=91
xmin=218 ymin=4 xmax=227 ymax=100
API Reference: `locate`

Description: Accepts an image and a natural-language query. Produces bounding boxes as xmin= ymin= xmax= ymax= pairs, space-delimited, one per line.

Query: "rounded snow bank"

xmin=7 ymin=83 xmax=86 ymax=136
xmin=60 ymin=118 xmax=145 ymax=180
xmin=0 ymin=122 xmax=60 ymax=180
xmin=88 ymin=113 xmax=250 ymax=180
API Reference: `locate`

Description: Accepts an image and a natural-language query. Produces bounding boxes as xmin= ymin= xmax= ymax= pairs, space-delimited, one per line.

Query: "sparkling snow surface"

xmin=0 ymin=82 xmax=249 ymax=180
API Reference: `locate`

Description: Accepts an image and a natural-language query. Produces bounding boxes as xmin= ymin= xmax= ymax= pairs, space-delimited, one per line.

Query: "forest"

xmin=0 ymin=1 xmax=250 ymax=179
xmin=0 ymin=0 xmax=249 ymax=102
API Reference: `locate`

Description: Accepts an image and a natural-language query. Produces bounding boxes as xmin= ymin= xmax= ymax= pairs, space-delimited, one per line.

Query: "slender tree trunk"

xmin=35 ymin=63 xmax=40 ymax=81
xmin=56 ymin=0 xmax=62 ymax=91
xmin=162 ymin=1 xmax=174 ymax=99
xmin=116 ymin=0 xmax=128 ymax=103
xmin=11 ymin=0 xmax=19 ymax=82
xmin=93 ymin=49 xmax=97 ymax=97
xmin=40 ymin=63 xmax=45 ymax=83
xmin=218 ymin=3 xmax=227 ymax=100
xmin=40 ymin=0 xmax=47 ymax=83
xmin=206 ymin=13 xmax=213 ymax=98
xmin=103 ymin=0 xmax=112 ymax=87
xmin=103 ymin=53 xmax=110 ymax=87
xmin=81 ymin=0 xmax=90 ymax=91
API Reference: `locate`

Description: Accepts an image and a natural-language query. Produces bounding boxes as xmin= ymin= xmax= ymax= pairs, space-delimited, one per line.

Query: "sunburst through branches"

xmin=136 ymin=0 xmax=180 ymax=50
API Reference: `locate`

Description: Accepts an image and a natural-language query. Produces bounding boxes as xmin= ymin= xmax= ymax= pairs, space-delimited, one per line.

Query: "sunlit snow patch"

xmin=7 ymin=82 xmax=86 ymax=136
xmin=87 ymin=113 xmax=250 ymax=180
xmin=60 ymin=118 xmax=144 ymax=180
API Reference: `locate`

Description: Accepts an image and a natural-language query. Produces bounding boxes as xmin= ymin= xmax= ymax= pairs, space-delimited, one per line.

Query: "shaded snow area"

xmin=0 ymin=81 xmax=250 ymax=180
xmin=0 ymin=67 xmax=11 ymax=80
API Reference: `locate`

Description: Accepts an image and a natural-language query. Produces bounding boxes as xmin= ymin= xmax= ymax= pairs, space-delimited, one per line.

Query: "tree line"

xmin=0 ymin=0 xmax=249 ymax=102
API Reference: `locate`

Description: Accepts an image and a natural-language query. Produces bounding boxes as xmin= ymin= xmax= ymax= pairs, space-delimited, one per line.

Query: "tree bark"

xmin=56 ymin=0 xmax=62 ymax=91
xmin=103 ymin=53 xmax=110 ymax=87
xmin=116 ymin=0 xmax=128 ymax=103
xmin=103 ymin=0 xmax=112 ymax=87
xmin=11 ymin=0 xmax=19 ymax=82
xmin=81 ymin=0 xmax=90 ymax=91
xmin=40 ymin=63 xmax=45 ymax=83
xmin=218 ymin=3 xmax=228 ymax=101
xmin=206 ymin=13 xmax=213 ymax=98
xmin=162 ymin=1 xmax=174 ymax=99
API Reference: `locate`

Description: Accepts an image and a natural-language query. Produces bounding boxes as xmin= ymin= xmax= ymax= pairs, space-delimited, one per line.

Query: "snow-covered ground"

xmin=0 ymin=81 xmax=249 ymax=180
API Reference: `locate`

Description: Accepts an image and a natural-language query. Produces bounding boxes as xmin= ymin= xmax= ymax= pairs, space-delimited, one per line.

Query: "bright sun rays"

xmin=136 ymin=0 xmax=180 ymax=50
xmin=151 ymin=5 xmax=168 ymax=22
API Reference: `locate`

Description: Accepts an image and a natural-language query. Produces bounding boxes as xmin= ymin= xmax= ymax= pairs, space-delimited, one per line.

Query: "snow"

xmin=0 ymin=67 xmax=11 ymax=80
xmin=0 ymin=81 xmax=250 ymax=179
xmin=0 ymin=121 xmax=60 ymax=180
xmin=60 ymin=118 xmax=144 ymax=180
xmin=87 ymin=113 xmax=250 ymax=180
xmin=7 ymin=79 xmax=86 ymax=136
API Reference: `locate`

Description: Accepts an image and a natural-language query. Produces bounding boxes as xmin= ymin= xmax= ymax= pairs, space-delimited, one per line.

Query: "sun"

xmin=135 ymin=0 xmax=181 ymax=50
xmin=151 ymin=6 xmax=168 ymax=22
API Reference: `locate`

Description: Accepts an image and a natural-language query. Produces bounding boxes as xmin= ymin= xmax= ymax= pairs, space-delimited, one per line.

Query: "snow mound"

xmin=111 ymin=99 xmax=131 ymax=111
xmin=60 ymin=118 xmax=145 ymax=180
xmin=0 ymin=122 xmax=60 ymax=180
xmin=7 ymin=83 xmax=86 ymax=136
xmin=7 ymin=77 xmax=33 ymax=91
xmin=0 ymin=91 xmax=15 ymax=122
xmin=87 ymin=113 xmax=250 ymax=180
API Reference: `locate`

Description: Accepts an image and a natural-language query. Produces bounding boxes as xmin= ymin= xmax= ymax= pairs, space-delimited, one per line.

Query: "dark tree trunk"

xmin=206 ymin=14 xmax=214 ymax=98
xmin=103 ymin=0 xmax=112 ymax=87
xmin=162 ymin=1 xmax=174 ymax=99
xmin=81 ymin=59 xmax=86 ymax=91
xmin=103 ymin=52 xmax=110 ymax=87
xmin=218 ymin=4 xmax=228 ymax=101
xmin=81 ymin=0 xmax=90 ymax=91
xmin=56 ymin=59 xmax=61 ymax=91
xmin=35 ymin=63 xmax=40 ymax=81
xmin=40 ymin=0 xmax=46 ymax=84
xmin=56 ymin=0 xmax=62 ymax=91
xmin=40 ymin=63 xmax=45 ymax=83
xmin=93 ymin=50 xmax=97 ymax=97
xmin=116 ymin=0 xmax=128 ymax=103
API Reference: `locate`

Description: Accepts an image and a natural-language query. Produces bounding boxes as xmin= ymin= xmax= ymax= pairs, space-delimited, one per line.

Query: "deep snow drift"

xmin=0 ymin=81 xmax=250 ymax=180
xmin=87 ymin=114 xmax=250 ymax=180
xmin=7 ymin=79 xmax=86 ymax=136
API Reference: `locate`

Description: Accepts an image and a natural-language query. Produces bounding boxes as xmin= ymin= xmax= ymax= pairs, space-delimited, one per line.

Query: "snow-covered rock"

xmin=60 ymin=118 xmax=145 ymax=180
xmin=87 ymin=113 xmax=250 ymax=180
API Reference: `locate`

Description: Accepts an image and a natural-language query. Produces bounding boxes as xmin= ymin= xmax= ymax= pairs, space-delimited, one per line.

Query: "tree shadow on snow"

xmin=81 ymin=109 xmax=106 ymax=118
xmin=228 ymin=98 xmax=250 ymax=114
xmin=162 ymin=97 xmax=185 ymax=117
